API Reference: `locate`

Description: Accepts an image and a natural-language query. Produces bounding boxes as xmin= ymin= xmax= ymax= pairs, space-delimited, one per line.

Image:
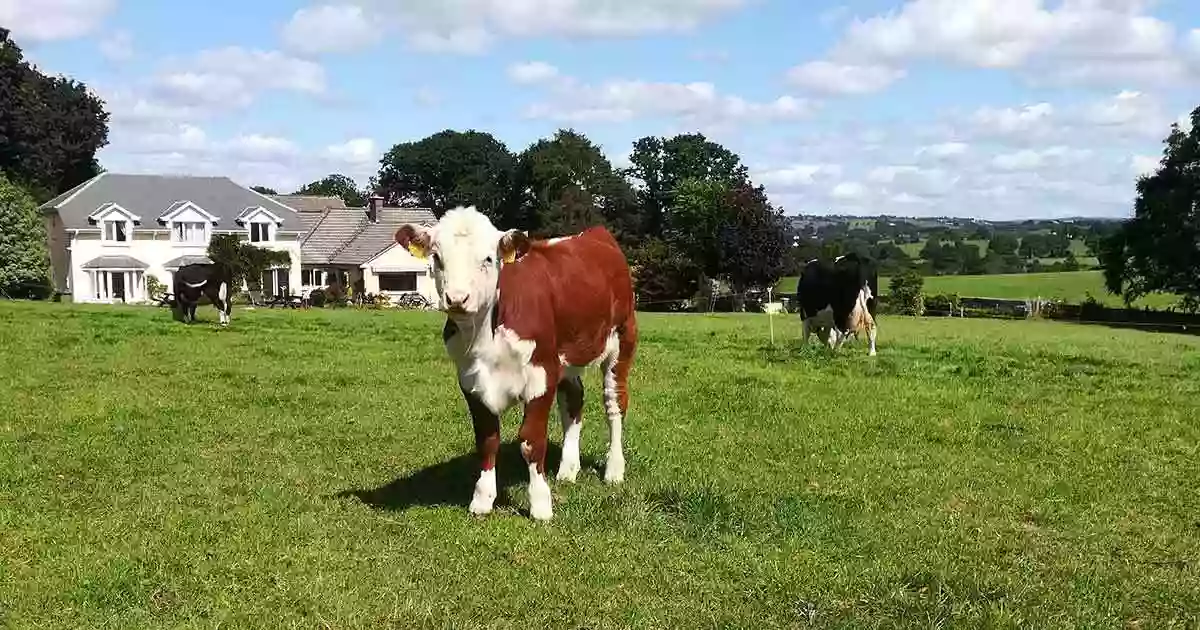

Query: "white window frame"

xmin=248 ymin=221 xmax=274 ymax=243
xmin=101 ymin=219 xmax=131 ymax=244
xmin=171 ymin=220 xmax=209 ymax=244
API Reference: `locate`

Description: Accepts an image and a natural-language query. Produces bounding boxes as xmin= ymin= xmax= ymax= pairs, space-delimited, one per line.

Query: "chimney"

xmin=367 ymin=195 xmax=383 ymax=224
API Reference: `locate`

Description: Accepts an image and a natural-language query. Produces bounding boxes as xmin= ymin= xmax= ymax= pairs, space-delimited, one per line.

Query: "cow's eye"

xmin=483 ymin=256 xmax=494 ymax=267
xmin=431 ymin=253 xmax=442 ymax=268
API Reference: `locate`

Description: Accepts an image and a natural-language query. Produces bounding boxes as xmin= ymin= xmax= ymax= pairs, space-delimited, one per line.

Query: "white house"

xmin=40 ymin=173 xmax=305 ymax=303
xmin=274 ymin=194 xmax=438 ymax=304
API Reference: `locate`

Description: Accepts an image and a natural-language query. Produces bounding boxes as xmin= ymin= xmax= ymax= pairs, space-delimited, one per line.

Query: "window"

xmin=91 ymin=270 xmax=143 ymax=302
xmin=301 ymin=268 xmax=327 ymax=287
xmin=249 ymin=222 xmax=272 ymax=242
xmin=260 ymin=268 xmax=290 ymax=297
xmin=378 ymin=272 xmax=417 ymax=292
xmin=103 ymin=220 xmax=128 ymax=242
xmin=173 ymin=221 xmax=206 ymax=243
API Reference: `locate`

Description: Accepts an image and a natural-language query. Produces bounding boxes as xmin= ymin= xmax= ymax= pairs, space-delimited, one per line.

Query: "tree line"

xmin=278 ymin=129 xmax=790 ymax=307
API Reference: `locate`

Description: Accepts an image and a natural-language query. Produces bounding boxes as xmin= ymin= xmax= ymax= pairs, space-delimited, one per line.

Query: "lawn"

xmin=1 ymin=302 xmax=1198 ymax=628
xmin=775 ymin=270 xmax=1181 ymax=309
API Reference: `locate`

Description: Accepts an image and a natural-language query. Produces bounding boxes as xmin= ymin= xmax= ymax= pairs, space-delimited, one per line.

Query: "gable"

xmin=88 ymin=202 xmax=141 ymax=224
xmin=236 ymin=206 xmax=284 ymax=225
xmin=158 ymin=200 xmax=220 ymax=225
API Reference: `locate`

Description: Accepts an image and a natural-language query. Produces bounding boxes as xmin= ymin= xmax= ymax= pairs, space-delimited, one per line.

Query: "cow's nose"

xmin=444 ymin=290 xmax=469 ymax=310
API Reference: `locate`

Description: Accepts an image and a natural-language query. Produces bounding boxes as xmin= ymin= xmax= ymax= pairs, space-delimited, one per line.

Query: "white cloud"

xmin=971 ymin=102 xmax=1055 ymax=137
xmin=915 ymin=141 xmax=969 ymax=160
xmin=830 ymin=181 xmax=867 ymax=200
xmin=281 ymin=0 xmax=750 ymax=54
xmin=325 ymin=138 xmax=377 ymax=165
xmin=990 ymin=146 xmax=1092 ymax=171
xmin=788 ymin=0 xmax=1197 ymax=93
xmin=754 ymin=164 xmax=843 ymax=189
xmin=281 ymin=4 xmax=380 ymax=55
xmin=521 ymin=73 xmax=813 ymax=125
xmin=507 ymin=61 xmax=560 ymax=85
xmin=100 ymin=124 xmax=379 ymax=194
xmin=1130 ymin=154 xmax=1159 ymax=178
xmin=786 ymin=60 xmax=906 ymax=94
xmin=98 ymin=30 xmax=133 ymax=61
xmin=98 ymin=47 xmax=327 ymax=130
xmin=0 ymin=0 xmax=115 ymax=42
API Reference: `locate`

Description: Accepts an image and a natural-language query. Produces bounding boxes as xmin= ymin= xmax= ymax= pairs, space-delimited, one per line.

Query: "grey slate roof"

xmin=269 ymin=194 xmax=346 ymax=214
xmin=163 ymin=255 xmax=213 ymax=268
xmin=38 ymin=173 xmax=304 ymax=232
xmin=299 ymin=205 xmax=436 ymax=266
xmin=81 ymin=255 xmax=149 ymax=269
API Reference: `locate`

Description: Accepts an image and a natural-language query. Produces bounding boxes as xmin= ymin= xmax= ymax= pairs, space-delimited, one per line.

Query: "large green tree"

xmin=511 ymin=129 xmax=641 ymax=242
xmin=294 ymin=173 xmax=365 ymax=207
xmin=624 ymin=133 xmax=749 ymax=238
xmin=375 ymin=129 xmax=516 ymax=220
xmin=1100 ymin=107 xmax=1200 ymax=311
xmin=0 ymin=28 xmax=109 ymax=201
xmin=716 ymin=183 xmax=790 ymax=300
xmin=0 ymin=172 xmax=52 ymax=299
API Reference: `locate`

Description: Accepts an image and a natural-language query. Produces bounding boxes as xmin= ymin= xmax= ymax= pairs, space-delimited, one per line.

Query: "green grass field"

xmin=2 ymin=302 xmax=1199 ymax=627
xmin=775 ymin=270 xmax=1181 ymax=309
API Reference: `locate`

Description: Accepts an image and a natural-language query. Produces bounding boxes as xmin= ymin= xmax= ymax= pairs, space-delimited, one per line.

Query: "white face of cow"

xmin=395 ymin=206 xmax=528 ymax=318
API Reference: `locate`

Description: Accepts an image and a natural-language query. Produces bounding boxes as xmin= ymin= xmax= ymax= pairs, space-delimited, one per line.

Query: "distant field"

xmin=775 ymin=270 xmax=1181 ymax=309
xmin=2 ymin=302 xmax=1199 ymax=627
xmin=895 ymin=238 xmax=1091 ymax=263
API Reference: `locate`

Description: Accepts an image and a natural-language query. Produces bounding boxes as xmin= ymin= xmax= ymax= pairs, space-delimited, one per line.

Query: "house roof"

xmin=268 ymin=194 xmax=347 ymax=213
xmin=38 ymin=173 xmax=304 ymax=232
xmin=299 ymin=205 xmax=436 ymax=266
xmin=81 ymin=255 xmax=149 ymax=270
xmin=163 ymin=255 xmax=213 ymax=268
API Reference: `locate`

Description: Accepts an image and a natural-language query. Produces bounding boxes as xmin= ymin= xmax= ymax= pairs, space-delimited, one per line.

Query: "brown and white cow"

xmin=395 ymin=206 xmax=638 ymax=521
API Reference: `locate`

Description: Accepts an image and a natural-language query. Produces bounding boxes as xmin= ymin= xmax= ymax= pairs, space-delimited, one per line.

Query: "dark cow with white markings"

xmin=173 ymin=263 xmax=234 ymax=326
xmin=794 ymin=253 xmax=878 ymax=355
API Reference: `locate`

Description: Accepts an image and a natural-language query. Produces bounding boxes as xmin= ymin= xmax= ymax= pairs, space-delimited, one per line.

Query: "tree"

xmin=1100 ymin=107 xmax=1200 ymax=311
xmin=627 ymin=238 xmax=700 ymax=308
xmin=375 ymin=129 xmax=516 ymax=220
xmin=0 ymin=173 xmax=52 ymax=299
xmin=206 ymin=234 xmax=291 ymax=293
xmin=989 ymin=233 xmax=1019 ymax=256
xmin=667 ymin=178 xmax=730 ymax=280
xmin=1 ymin=28 xmax=109 ymax=201
xmin=511 ymin=129 xmax=641 ymax=242
xmin=624 ymin=133 xmax=749 ymax=238
xmin=251 ymin=185 xmax=278 ymax=195
xmin=294 ymin=174 xmax=365 ymax=207
xmin=888 ymin=269 xmax=925 ymax=316
xmin=716 ymin=183 xmax=789 ymax=307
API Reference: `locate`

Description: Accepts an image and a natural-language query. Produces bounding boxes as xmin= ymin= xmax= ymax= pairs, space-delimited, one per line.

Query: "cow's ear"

xmin=498 ymin=229 xmax=530 ymax=264
xmin=396 ymin=224 xmax=432 ymax=260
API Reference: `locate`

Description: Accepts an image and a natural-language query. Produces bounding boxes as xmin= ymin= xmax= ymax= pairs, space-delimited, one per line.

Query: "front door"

xmin=110 ymin=272 xmax=126 ymax=302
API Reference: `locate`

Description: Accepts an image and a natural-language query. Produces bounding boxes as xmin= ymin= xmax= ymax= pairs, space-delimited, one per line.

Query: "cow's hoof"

xmin=555 ymin=461 xmax=580 ymax=483
xmin=603 ymin=455 xmax=625 ymax=484
xmin=468 ymin=495 xmax=495 ymax=515
xmin=529 ymin=498 xmax=553 ymax=521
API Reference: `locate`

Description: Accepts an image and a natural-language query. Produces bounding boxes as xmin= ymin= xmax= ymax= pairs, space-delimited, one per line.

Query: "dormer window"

xmin=103 ymin=220 xmax=129 ymax=242
xmin=157 ymin=200 xmax=219 ymax=245
xmin=236 ymin=205 xmax=283 ymax=244
xmin=173 ymin=221 xmax=207 ymax=243
xmin=89 ymin=202 xmax=140 ymax=245
xmin=249 ymin=222 xmax=273 ymax=242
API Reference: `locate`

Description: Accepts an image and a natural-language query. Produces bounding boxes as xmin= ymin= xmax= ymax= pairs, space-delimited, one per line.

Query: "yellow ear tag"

xmin=502 ymin=251 xmax=515 ymax=264
xmin=407 ymin=244 xmax=426 ymax=260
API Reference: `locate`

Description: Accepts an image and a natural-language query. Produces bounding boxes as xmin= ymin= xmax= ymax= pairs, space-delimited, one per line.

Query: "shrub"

xmin=145 ymin=274 xmax=166 ymax=300
xmin=308 ymin=287 xmax=326 ymax=308
xmin=325 ymin=284 xmax=347 ymax=307
xmin=889 ymin=269 xmax=925 ymax=316
xmin=925 ymin=293 xmax=960 ymax=316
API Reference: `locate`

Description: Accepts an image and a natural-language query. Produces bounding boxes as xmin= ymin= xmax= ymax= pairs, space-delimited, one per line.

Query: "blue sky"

xmin=4 ymin=0 xmax=1198 ymax=219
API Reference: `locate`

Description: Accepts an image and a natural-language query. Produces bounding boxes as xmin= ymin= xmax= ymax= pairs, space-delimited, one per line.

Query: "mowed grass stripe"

xmin=0 ymin=302 xmax=1197 ymax=628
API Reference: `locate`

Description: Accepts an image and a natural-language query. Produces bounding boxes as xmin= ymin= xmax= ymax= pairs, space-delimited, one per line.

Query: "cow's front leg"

xmin=463 ymin=388 xmax=501 ymax=515
xmin=519 ymin=385 xmax=557 ymax=521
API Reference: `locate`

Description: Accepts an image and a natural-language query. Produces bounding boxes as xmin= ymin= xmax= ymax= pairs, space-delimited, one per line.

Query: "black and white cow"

xmin=173 ymin=263 xmax=233 ymax=326
xmin=794 ymin=253 xmax=878 ymax=355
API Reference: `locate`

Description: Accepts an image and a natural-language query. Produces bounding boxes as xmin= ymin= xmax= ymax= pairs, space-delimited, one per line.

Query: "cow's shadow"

xmin=336 ymin=442 xmax=599 ymax=513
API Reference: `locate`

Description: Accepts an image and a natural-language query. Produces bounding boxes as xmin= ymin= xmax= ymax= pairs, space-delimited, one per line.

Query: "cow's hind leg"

xmin=602 ymin=318 xmax=637 ymax=484
xmin=556 ymin=372 xmax=584 ymax=482
xmin=216 ymin=281 xmax=230 ymax=326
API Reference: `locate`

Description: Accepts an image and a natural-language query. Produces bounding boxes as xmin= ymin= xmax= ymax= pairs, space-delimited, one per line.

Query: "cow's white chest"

xmin=451 ymin=325 xmax=547 ymax=414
